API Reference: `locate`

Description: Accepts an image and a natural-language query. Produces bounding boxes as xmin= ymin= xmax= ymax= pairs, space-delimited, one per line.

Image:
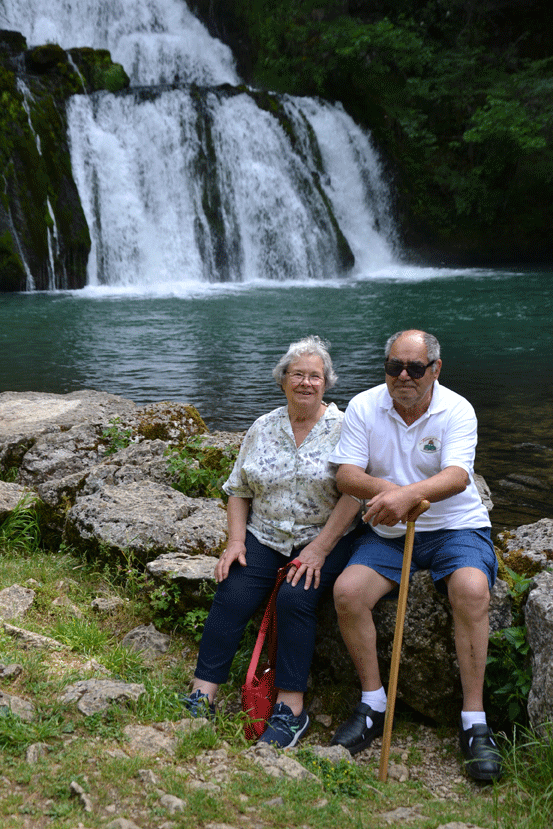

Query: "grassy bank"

xmin=0 ymin=505 xmax=551 ymax=828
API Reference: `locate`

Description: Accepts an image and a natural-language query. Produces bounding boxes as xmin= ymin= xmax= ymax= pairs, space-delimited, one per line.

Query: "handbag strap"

xmin=245 ymin=562 xmax=292 ymax=686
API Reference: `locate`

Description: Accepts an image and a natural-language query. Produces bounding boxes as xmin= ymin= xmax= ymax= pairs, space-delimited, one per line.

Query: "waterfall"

xmin=4 ymin=0 xmax=400 ymax=288
xmin=1 ymin=0 xmax=239 ymax=86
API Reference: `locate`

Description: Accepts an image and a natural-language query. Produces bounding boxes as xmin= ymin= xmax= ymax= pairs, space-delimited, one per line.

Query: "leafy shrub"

xmin=166 ymin=438 xmax=238 ymax=500
xmin=486 ymin=625 xmax=531 ymax=727
xmin=100 ymin=417 xmax=133 ymax=455
xmin=485 ymin=567 xmax=534 ymax=728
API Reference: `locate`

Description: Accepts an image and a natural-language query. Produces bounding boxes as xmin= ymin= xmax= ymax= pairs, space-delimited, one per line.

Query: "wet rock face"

xmin=0 ymin=37 xmax=129 ymax=292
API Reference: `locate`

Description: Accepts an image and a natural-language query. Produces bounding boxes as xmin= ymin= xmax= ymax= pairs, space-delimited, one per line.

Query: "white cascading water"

xmin=4 ymin=0 xmax=400 ymax=287
xmin=1 ymin=0 xmax=239 ymax=86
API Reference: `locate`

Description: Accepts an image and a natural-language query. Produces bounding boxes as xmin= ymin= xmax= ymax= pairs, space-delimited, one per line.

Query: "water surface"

xmin=1 ymin=268 xmax=552 ymax=533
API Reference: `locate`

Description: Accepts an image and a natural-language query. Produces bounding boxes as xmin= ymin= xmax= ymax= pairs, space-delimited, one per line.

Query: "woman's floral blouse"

xmin=223 ymin=403 xmax=345 ymax=555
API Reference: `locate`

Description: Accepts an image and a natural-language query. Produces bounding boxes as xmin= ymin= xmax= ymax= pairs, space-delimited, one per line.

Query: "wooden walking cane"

xmin=378 ymin=498 xmax=431 ymax=783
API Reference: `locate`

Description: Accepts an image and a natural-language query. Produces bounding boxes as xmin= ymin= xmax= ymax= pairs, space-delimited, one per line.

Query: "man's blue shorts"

xmin=346 ymin=525 xmax=497 ymax=596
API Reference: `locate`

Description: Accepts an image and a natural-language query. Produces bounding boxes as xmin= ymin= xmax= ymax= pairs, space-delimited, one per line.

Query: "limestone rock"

xmin=26 ymin=742 xmax=49 ymax=763
xmin=498 ymin=518 xmax=553 ymax=572
xmin=3 ymin=622 xmax=67 ymax=650
xmin=60 ymin=679 xmax=147 ymax=715
xmin=123 ymin=719 xmax=207 ymax=756
xmin=159 ymin=793 xmax=186 ymax=814
xmin=80 ymin=439 xmax=173 ymax=495
xmin=0 ymin=662 xmax=23 ymax=679
xmin=146 ymin=553 xmax=216 ymax=583
xmin=92 ymin=596 xmax=126 ymax=612
xmin=122 ymin=624 xmax=171 ymax=658
xmin=474 ymin=474 xmax=493 ymax=511
xmin=0 ymin=481 xmax=37 ymax=519
xmin=0 ymin=689 xmax=35 ymax=721
xmin=244 ymin=742 xmax=319 ymax=781
xmin=0 ymin=584 xmax=36 ymax=619
xmin=0 ymin=390 xmax=137 ymax=472
xmin=314 ymin=572 xmax=512 ymax=725
xmin=525 ymin=570 xmax=553 ymax=728
xmin=65 ymin=481 xmax=227 ymax=562
xmin=18 ymin=423 xmax=108 ymax=489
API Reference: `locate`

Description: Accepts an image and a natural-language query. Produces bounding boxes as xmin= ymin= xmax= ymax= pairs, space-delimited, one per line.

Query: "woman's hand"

xmin=287 ymin=541 xmax=327 ymax=590
xmin=215 ymin=540 xmax=247 ymax=583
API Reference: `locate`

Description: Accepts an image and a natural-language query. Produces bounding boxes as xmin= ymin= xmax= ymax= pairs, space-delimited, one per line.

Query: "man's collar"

xmin=381 ymin=379 xmax=447 ymax=417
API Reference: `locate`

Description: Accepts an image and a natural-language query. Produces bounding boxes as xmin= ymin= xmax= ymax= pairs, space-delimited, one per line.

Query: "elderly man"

xmin=328 ymin=329 xmax=501 ymax=781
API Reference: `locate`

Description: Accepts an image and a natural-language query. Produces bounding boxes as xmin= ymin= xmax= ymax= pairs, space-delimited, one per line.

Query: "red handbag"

xmin=241 ymin=562 xmax=294 ymax=740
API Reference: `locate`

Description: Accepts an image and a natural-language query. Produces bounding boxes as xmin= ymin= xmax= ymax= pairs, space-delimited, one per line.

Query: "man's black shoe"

xmin=459 ymin=721 xmax=502 ymax=781
xmin=330 ymin=702 xmax=385 ymax=755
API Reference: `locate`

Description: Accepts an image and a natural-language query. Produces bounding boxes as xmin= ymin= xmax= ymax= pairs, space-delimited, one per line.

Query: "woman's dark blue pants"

xmin=194 ymin=529 xmax=354 ymax=692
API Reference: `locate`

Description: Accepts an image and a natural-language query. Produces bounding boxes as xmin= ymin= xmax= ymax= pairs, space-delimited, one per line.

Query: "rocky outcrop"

xmin=0 ymin=390 xmax=235 ymax=563
xmin=64 ymin=481 xmax=227 ymax=563
xmin=497 ymin=518 xmax=553 ymax=574
xmin=1 ymin=390 xmax=552 ymax=727
xmin=525 ymin=570 xmax=553 ymax=729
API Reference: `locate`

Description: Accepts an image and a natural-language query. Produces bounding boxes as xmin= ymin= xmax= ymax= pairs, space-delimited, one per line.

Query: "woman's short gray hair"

xmin=385 ymin=330 xmax=441 ymax=371
xmin=272 ymin=335 xmax=337 ymax=389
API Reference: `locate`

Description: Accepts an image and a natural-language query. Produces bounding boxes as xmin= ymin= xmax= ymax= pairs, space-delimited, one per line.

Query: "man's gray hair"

xmin=385 ymin=330 xmax=441 ymax=371
xmin=273 ymin=335 xmax=337 ymax=388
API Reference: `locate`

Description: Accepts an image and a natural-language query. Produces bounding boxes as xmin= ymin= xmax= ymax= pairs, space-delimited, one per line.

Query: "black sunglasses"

xmin=384 ymin=359 xmax=435 ymax=379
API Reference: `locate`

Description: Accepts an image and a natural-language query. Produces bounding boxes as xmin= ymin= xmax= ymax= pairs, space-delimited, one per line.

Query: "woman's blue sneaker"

xmin=181 ymin=689 xmax=215 ymax=719
xmin=257 ymin=702 xmax=309 ymax=748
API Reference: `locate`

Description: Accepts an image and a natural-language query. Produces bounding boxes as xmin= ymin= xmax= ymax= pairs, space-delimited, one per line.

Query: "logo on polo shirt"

xmin=419 ymin=436 xmax=440 ymax=453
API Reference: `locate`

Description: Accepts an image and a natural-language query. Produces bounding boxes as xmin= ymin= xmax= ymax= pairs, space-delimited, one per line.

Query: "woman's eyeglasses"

xmin=384 ymin=360 xmax=435 ymax=379
xmin=286 ymin=371 xmax=325 ymax=385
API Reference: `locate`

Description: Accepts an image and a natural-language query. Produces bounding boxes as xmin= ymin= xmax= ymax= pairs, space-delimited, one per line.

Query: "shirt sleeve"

xmin=439 ymin=397 xmax=477 ymax=476
xmin=327 ymin=396 xmax=370 ymax=469
xmin=222 ymin=424 xmax=257 ymax=499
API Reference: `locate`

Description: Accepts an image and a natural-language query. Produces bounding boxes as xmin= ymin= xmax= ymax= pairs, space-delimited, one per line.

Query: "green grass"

xmin=0 ymin=509 xmax=552 ymax=828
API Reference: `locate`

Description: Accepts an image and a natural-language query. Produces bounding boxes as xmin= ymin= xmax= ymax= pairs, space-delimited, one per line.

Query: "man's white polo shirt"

xmin=328 ymin=381 xmax=491 ymax=537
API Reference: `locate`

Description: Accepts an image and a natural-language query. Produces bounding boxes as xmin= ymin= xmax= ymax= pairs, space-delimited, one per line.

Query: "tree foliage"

xmin=229 ymin=0 xmax=553 ymax=261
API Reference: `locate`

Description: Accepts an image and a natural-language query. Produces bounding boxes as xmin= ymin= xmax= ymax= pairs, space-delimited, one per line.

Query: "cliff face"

xmin=0 ymin=31 xmax=129 ymax=292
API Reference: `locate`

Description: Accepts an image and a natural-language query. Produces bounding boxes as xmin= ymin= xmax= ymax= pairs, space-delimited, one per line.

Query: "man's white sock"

xmin=361 ymin=687 xmax=387 ymax=728
xmin=461 ymin=710 xmax=489 ymax=747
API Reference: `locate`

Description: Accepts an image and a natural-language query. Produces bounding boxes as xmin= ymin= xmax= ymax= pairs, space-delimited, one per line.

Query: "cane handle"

xmin=406 ymin=499 xmax=431 ymax=524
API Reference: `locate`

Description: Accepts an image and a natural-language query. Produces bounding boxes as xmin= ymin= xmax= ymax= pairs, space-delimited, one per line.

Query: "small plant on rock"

xmin=166 ymin=438 xmax=238 ymax=500
xmin=100 ymin=417 xmax=134 ymax=455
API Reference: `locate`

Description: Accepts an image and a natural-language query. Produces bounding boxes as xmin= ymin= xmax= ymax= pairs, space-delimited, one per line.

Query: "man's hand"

xmin=215 ymin=540 xmax=247 ymax=582
xmin=287 ymin=541 xmax=328 ymax=590
xmin=363 ymin=489 xmax=423 ymax=527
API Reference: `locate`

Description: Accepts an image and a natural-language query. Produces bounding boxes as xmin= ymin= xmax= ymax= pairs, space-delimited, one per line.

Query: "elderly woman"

xmin=183 ymin=335 xmax=359 ymax=747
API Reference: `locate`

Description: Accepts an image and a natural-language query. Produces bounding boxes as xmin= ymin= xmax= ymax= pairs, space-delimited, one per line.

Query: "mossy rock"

xmin=26 ymin=44 xmax=69 ymax=73
xmin=69 ymin=47 xmax=130 ymax=93
xmin=0 ymin=231 xmax=26 ymax=292
xmin=0 ymin=30 xmax=27 ymax=55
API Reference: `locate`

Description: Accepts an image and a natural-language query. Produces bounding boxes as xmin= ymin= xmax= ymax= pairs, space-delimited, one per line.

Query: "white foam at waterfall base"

xmin=2 ymin=0 xmax=239 ymax=86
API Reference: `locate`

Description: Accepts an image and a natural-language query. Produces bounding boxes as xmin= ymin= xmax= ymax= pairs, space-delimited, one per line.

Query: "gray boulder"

xmin=497 ymin=518 xmax=553 ymax=573
xmin=525 ymin=571 xmax=553 ymax=729
xmin=0 ymin=390 xmax=137 ymax=469
xmin=146 ymin=553 xmax=216 ymax=582
xmin=60 ymin=679 xmax=147 ymax=716
xmin=122 ymin=624 xmax=171 ymax=659
xmin=0 ymin=584 xmax=36 ymax=620
xmin=64 ymin=480 xmax=227 ymax=563
xmin=0 ymin=481 xmax=37 ymax=519
xmin=314 ymin=571 xmax=512 ymax=725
